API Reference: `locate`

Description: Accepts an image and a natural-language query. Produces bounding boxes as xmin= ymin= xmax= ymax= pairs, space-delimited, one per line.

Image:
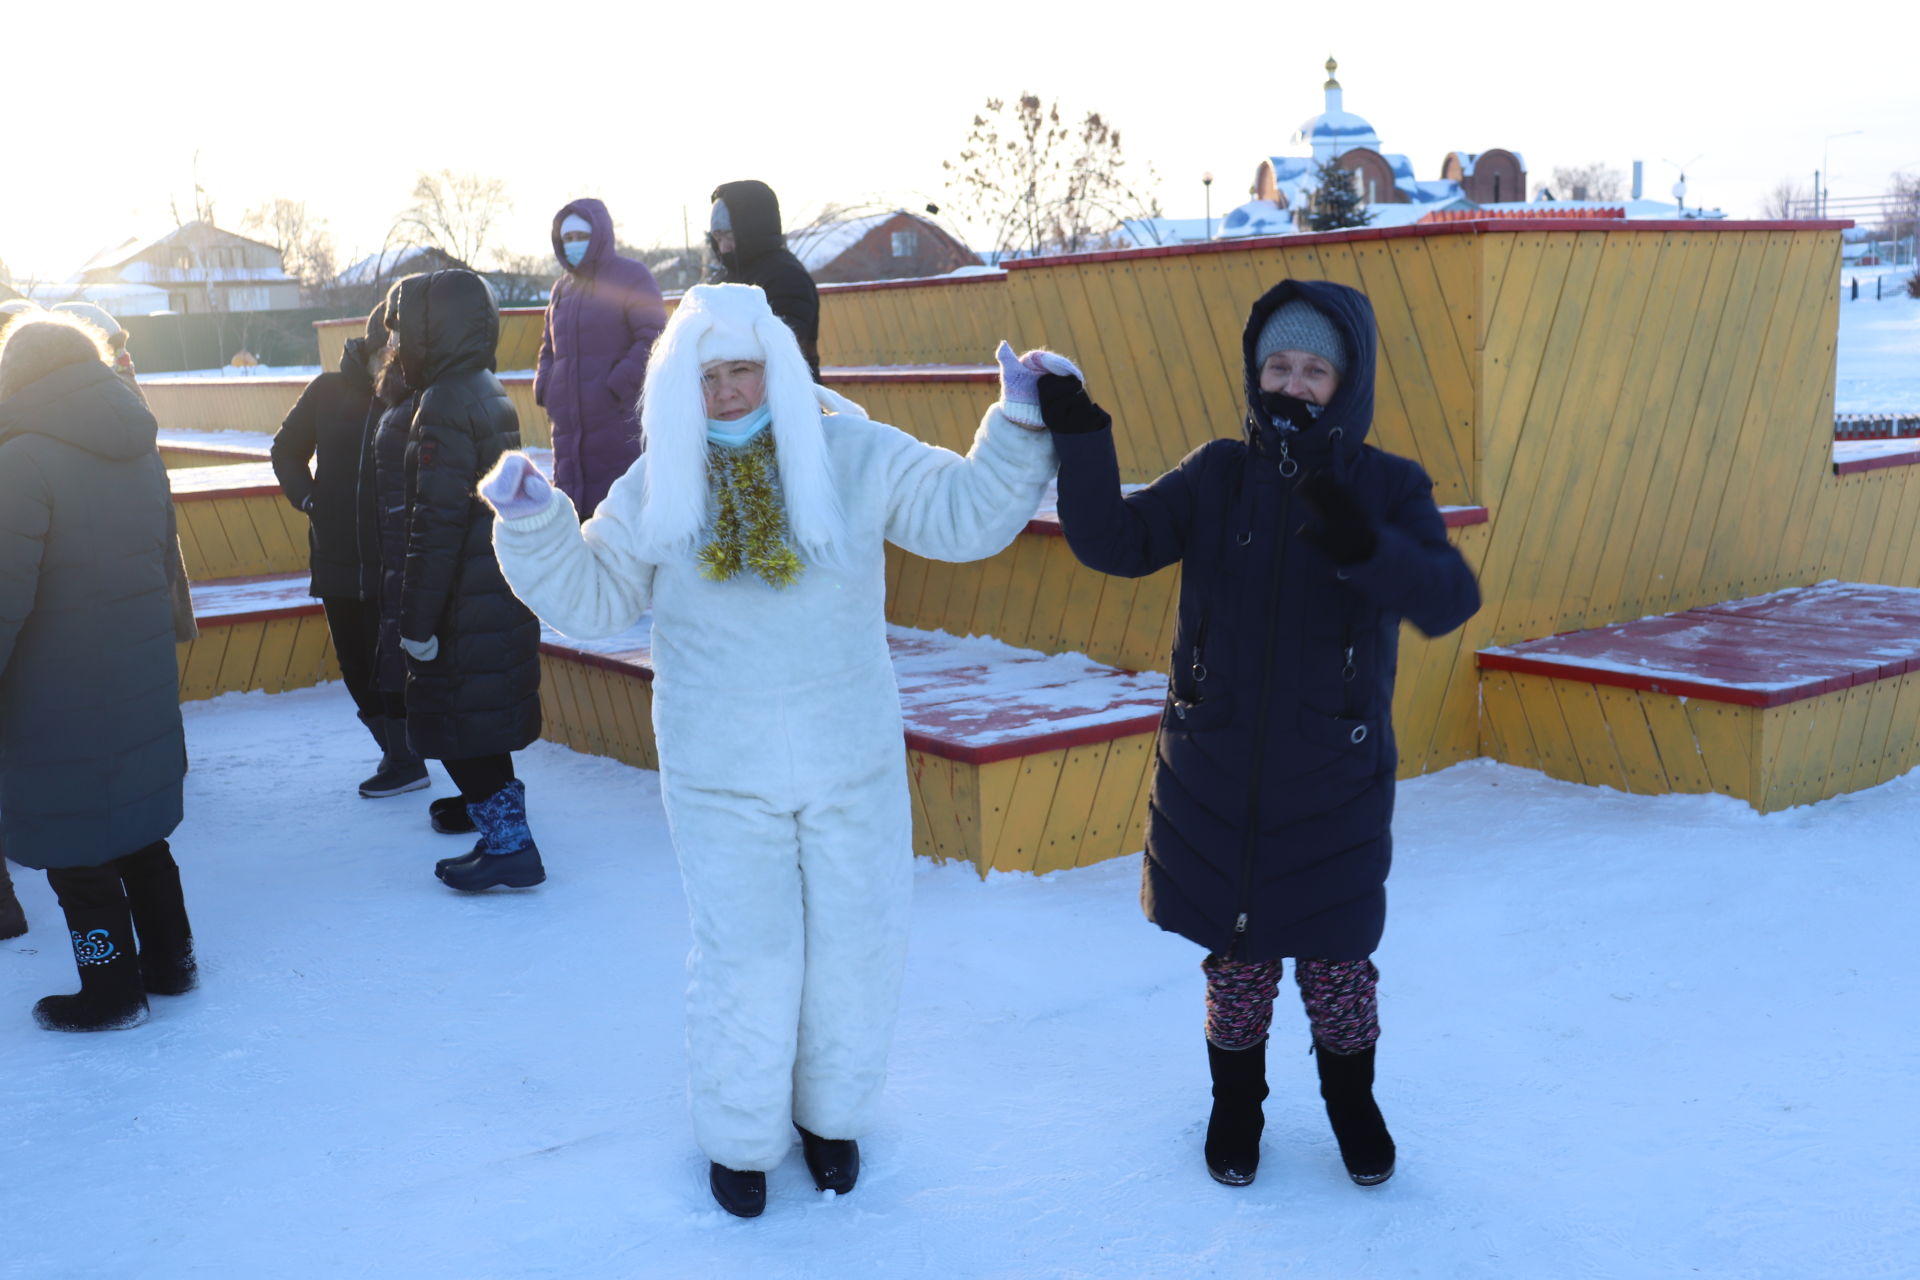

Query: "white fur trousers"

xmin=658 ymin=665 xmax=914 ymax=1172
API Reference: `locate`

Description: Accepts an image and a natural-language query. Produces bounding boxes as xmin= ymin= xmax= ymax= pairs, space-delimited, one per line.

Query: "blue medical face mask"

xmin=706 ymin=403 xmax=773 ymax=447
xmin=563 ymin=239 xmax=589 ymax=266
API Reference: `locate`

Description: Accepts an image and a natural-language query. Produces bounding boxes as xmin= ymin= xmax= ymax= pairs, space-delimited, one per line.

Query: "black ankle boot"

xmin=0 ymin=858 xmax=26 ymax=942
xmin=796 ymin=1124 xmax=859 ymax=1194
xmin=429 ymin=795 xmax=475 ymax=835
xmin=708 ymin=1163 xmax=767 ymax=1217
xmin=1315 ymin=1042 xmax=1395 ymax=1185
xmin=115 ymin=841 xmax=197 ymax=996
xmin=359 ymin=718 xmax=429 ymax=798
xmin=1204 ymin=1037 xmax=1268 ymax=1185
xmin=34 ymin=894 xmax=150 ymax=1032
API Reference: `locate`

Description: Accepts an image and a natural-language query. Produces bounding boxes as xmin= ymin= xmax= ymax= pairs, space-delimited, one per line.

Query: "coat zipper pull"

xmin=1234 ymin=912 xmax=1248 ymax=933
xmin=1277 ymin=438 xmax=1299 ymax=479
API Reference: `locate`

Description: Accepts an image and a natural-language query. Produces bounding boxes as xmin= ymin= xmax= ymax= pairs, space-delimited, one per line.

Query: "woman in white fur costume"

xmin=480 ymin=283 xmax=1058 ymax=1216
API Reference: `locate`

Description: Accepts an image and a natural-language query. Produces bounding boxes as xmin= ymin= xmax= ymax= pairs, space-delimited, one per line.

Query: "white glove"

xmin=401 ymin=635 xmax=439 ymax=662
xmin=479 ymin=451 xmax=554 ymax=521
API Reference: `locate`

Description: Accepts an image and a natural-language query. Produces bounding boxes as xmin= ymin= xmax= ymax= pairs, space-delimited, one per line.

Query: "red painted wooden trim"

xmin=1834 ymin=450 xmax=1920 ymax=476
xmin=817 ymin=272 xmax=1007 ymax=296
xmin=161 ymin=445 xmax=273 ymax=462
xmin=195 ymin=602 xmax=325 ymax=628
xmin=823 ymin=365 xmax=997 ymax=384
xmin=1476 ymin=650 xmax=1783 ymax=708
xmin=904 ymin=715 xmax=1162 ymax=765
xmin=539 ymin=643 xmax=656 ymax=681
xmin=173 ymin=486 xmax=284 ymax=503
xmin=1005 ymin=220 xmax=1851 ymax=271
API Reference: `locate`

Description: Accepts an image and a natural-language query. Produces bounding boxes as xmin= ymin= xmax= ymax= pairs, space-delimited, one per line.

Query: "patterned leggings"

xmin=1203 ymin=953 xmax=1380 ymax=1055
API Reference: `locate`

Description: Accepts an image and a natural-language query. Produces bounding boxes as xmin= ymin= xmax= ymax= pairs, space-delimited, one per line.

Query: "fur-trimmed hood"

xmin=633 ymin=283 xmax=851 ymax=566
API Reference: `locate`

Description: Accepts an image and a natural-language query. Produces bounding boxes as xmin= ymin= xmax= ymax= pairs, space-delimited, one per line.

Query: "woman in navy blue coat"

xmin=1030 ymin=278 xmax=1479 ymax=1189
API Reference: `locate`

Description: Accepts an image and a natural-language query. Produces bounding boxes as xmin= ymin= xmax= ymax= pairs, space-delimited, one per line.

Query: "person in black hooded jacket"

xmin=1029 ymin=278 xmax=1480 ymax=1191
xmin=372 ymin=270 xmax=545 ymax=891
xmin=273 ymin=304 xmax=416 ymax=797
xmin=708 ymin=180 xmax=821 ymax=380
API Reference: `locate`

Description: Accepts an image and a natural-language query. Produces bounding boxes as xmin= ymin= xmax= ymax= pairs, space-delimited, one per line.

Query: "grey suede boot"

xmin=358 ymin=717 xmax=429 ymax=798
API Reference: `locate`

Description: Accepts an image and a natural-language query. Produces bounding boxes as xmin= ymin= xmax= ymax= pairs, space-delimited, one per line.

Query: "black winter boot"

xmin=34 ymin=884 xmax=150 ymax=1032
xmin=1204 ymin=1037 xmax=1268 ymax=1186
xmin=429 ymin=795 xmax=475 ymax=835
xmin=436 ymin=780 xmax=545 ymax=891
xmin=1315 ymin=1043 xmax=1396 ymax=1185
xmin=708 ymin=1163 xmax=767 ymax=1217
xmin=796 ymin=1124 xmax=860 ymax=1194
xmin=359 ymin=717 xmax=429 ymax=798
xmin=115 ymin=842 xmax=197 ymax=996
xmin=0 ymin=858 xmax=26 ymax=941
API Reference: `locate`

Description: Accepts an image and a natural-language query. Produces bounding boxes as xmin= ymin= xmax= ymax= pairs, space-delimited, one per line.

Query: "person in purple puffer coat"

xmin=534 ymin=198 xmax=667 ymax=517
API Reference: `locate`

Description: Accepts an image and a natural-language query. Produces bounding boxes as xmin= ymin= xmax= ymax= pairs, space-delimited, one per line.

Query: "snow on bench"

xmin=188 ymin=573 xmax=320 ymax=626
xmin=1479 ymin=582 xmax=1920 ymax=708
xmin=540 ymin=617 xmax=1167 ymax=763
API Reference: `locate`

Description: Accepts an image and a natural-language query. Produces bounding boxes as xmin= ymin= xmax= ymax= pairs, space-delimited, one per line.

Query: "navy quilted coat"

xmin=1051 ymin=280 xmax=1480 ymax=961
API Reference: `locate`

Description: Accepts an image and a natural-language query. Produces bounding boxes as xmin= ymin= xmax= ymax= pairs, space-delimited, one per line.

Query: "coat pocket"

xmin=1294 ymin=705 xmax=1381 ymax=772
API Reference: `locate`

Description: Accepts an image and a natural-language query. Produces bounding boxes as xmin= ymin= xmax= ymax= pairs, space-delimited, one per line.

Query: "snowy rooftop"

xmin=786 ymin=213 xmax=898 ymax=273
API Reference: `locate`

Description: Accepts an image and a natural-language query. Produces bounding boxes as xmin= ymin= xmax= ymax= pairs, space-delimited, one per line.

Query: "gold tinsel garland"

xmin=697 ymin=431 xmax=804 ymax=588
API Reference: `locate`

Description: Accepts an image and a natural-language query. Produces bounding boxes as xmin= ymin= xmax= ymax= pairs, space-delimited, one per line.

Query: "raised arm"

xmin=482 ymin=451 xmax=657 ymax=639
xmin=1039 ymin=371 xmax=1207 ymax=580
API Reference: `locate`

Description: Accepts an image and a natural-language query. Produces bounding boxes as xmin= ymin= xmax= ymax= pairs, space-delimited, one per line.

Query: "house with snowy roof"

xmin=73 ymin=221 xmax=300 ymax=315
xmin=786 ymin=210 xmax=978 ymax=285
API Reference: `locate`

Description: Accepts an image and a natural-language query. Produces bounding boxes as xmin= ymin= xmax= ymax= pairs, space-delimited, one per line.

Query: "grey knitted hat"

xmin=1254 ymin=298 xmax=1346 ymax=375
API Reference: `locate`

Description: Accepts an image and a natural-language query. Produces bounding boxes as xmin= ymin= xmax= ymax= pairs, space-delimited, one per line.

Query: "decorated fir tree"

xmin=1306 ymin=158 xmax=1374 ymax=232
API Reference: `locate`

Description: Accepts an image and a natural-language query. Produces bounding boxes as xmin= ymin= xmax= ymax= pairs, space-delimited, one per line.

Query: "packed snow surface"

xmin=5 ymin=683 xmax=1916 ymax=1278
xmin=1835 ymin=270 xmax=1919 ymax=413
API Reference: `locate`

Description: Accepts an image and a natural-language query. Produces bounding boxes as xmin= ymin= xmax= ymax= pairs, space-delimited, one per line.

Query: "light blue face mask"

xmin=562 ymin=239 xmax=589 ymax=266
xmin=706 ymin=403 xmax=772 ymax=447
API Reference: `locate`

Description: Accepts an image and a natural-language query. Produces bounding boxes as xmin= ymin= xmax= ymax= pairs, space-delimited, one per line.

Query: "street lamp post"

xmin=1821 ymin=130 xmax=1864 ymax=219
xmin=1203 ymin=172 xmax=1215 ymax=240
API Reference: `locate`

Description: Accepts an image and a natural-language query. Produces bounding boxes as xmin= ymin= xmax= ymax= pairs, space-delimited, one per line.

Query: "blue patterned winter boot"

xmin=435 ymin=779 xmax=545 ymax=891
xmin=34 ymin=895 xmax=151 ymax=1032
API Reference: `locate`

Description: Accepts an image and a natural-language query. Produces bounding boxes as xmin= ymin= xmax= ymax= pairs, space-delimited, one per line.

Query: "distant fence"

xmin=123 ymin=309 xmax=329 ymax=373
xmin=1835 ymin=413 xmax=1920 ymax=441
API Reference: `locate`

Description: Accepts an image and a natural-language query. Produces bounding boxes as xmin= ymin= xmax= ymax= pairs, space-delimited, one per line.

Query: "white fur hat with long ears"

xmin=633 ymin=282 xmax=855 ymax=567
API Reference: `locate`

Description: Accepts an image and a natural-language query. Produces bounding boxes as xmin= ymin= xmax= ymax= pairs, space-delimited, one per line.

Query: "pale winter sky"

xmin=3 ymin=0 xmax=1915 ymax=282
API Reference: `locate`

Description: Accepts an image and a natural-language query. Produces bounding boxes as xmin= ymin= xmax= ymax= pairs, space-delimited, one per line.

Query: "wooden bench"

xmin=1478 ymin=581 xmax=1920 ymax=812
xmin=158 ymin=429 xmax=274 ymax=469
xmin=179 ymin=574 xmax=336 ymax=701
xmin=169 ymin=462 xmax=308 ymax=580
xmin=538 ymin=619 xmax=1167 ymax=875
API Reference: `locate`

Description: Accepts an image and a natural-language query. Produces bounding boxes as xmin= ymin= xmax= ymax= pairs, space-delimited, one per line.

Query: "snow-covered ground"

xmin=140 ymin=365 xmax=322 ymax=382
xmin=1835 ymin=267 xmax=1919 ymax=413
xmin=6 ymin=683 xmax=1918 ymax=1279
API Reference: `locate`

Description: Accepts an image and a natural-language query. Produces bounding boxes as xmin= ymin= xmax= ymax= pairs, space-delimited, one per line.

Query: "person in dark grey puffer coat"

xmin=1035 ymin=278 xmax=1480 ymax=1190
xmin=0 ymin=313 xmax=198 ymax=1030
xmin=273 ymin=303 xmax=426 ymax=798
xmin=373 ymin=270 xmax=545 ymax=890
xmin=536 ymin=197 xmax=666 ymax=518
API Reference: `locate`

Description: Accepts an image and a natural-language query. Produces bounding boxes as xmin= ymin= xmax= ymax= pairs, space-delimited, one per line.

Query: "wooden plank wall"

xmin=174 ymin=494 xmax=309 ymax=580
xmin=177 ymin=614 xmax=338 ymax=702
xmin=143 ymin=379 xmax=305 ymax=435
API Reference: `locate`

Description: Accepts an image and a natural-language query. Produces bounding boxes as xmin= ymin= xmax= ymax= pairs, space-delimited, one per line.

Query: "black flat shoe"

xmin=708 ymin=1163 xmax=766 ymax=1218
xmin=796 ymin=1125 xmax=859 ymax=1194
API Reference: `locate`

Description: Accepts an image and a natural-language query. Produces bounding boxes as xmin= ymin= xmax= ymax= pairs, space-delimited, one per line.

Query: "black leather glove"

xmin=1037 ymin=373 xmax=1112 ymax=436
xmin=1296 ymin=470 xmax=1377 ymax=566
xmin=1259 ymin=390 xmax=1321 ymax=432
